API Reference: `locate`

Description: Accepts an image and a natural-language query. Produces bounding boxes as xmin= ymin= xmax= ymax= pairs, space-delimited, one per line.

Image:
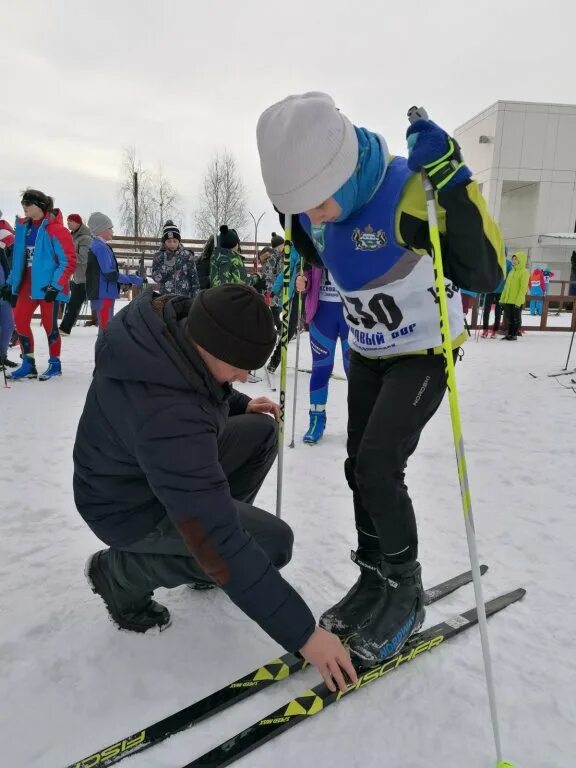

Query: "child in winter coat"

xmin=210 ymin=225 xmax=248 ymax=286
xmin=151 ymin=220 xmax=199 ymax=298
xmin=499 ymin=251 xmax=530 ymax=340
xmin=86 ymin=212 xmax=143 ymax=331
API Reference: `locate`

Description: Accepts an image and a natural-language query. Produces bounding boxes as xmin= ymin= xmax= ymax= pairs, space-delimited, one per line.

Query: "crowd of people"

xmin=0 ymin=192 xmax=144 ymax=379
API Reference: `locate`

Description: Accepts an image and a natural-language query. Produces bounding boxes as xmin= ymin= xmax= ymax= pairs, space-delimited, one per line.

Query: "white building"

xmin=454 ymin=101 xmax=576 ymax=281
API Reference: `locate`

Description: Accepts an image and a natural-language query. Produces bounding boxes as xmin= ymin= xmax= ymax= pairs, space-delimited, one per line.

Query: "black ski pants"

xmin=346 ymin=351 xmax=455 ymax=563
xmin=60 ymin=281 xmax=86 ymax=334
xmin=104 ymin=414 xmax=293 ymax=606
xmin=503 ymin=304 xmax=522 ymax=337
xmin=482 ymin=292 xmax=503 ymax=332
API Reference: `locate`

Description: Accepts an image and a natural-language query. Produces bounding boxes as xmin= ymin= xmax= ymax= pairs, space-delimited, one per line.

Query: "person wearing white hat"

xmin=257 ymin=92 xmax=505 ymax=666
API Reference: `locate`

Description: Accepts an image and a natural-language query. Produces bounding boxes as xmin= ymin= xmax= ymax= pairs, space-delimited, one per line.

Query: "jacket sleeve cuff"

xmin=229 ymin=390 xmax=251 ymax=416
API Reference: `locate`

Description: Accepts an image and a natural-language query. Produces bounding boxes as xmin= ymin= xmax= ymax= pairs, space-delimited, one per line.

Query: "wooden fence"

xmin=110 ymin=235 xmax=261 ymax=274
xmin=39 ymin=238 xmax=576 ymax=331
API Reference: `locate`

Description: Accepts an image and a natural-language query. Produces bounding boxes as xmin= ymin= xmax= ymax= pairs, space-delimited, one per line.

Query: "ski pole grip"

xmin=407 ymin=105 xmax=429 ymax=124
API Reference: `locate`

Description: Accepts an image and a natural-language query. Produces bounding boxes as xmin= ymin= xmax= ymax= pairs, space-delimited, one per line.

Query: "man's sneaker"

xmin=348 ymin=560 xmax=425 ymax=667
xmin=480 ymin=330 xmax=489 ymax=338
xmin=85 ymin=550 xmax=171 ymax=633
xmin=39 ymin=357 xmax=62 ymax=380
xmin=319 ymin=550 xmax=387 ymax=639
xmin=490 ymin=331 xmax=497 ymax=339
xmin=0 ymin=355 xmax=18 ymax=369
xmin=303 ymin=409 xmax=327 ymax=445
xmin=246 ymin=371 xmax=262 ymax=383
xmin=8 ymin=355 xmax=37 ymax=380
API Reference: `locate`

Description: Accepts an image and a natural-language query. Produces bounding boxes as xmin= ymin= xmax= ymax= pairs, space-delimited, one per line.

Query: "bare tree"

xmin=150 ymin=166 xmax=181 ymax=239
xmin=118 ymin=147 xmax=154 ymax=237
xmin=194 ymin=150 xmax=249 ymax=240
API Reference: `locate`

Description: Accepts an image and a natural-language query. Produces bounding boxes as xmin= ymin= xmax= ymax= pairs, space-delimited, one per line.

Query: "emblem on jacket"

xmin=352 ymin=224 xmax=387 ymax=251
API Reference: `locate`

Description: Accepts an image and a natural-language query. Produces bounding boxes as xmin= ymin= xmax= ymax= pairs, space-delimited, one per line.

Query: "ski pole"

xmin=264 ymin=367 xmax=276 ymax=392
xmin=563 ymin=326 xmax=575 ymax=371
xmin=475 ymin=293 xmax=485 ymax=341
xmin=275 ymin=217 xmax=292 ymax=518
xmin=408 ymin=106 xmax=514 ymax=768
xmin=289 ymin=257 xmax=304 ymax=448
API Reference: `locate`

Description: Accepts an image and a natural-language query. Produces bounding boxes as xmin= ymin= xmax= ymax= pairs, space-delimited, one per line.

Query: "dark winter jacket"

xmin=151 ymin=246 xmax=200 ymax=298
xmin=196 ymin=236 xmax=214 ymax=289
xmin=73 ymin=291 xmax=315 ymax=652
xmin=71 ymin=223 xmax=92 ymax=283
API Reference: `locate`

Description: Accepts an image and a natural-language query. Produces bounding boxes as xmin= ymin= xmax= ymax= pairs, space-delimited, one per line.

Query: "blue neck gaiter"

xmin=332 ymin=127 xmax=388 ymax=222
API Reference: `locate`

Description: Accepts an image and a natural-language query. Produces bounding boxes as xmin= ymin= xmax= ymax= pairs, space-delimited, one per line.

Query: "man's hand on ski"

xmin=246 ymin=396 xmax=280 ymax=421
xmin=300 ymin=626 xmax=357 ymax=693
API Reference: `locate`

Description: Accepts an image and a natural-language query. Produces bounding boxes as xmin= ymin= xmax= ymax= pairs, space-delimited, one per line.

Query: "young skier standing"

xmin=296 ymin=265 xmax=350 ymax=443
xmin=257 ymin=92 xmax=505 ymax=665
xmin=0 ymin=190 xmax=76 ymax=381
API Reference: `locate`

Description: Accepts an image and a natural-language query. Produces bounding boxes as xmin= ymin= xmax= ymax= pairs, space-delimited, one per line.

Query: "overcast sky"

xmin=2 ymin=0 xmax=574 ymax=242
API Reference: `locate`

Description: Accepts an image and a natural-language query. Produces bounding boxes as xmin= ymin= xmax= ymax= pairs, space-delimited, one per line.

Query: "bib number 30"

xmin=342 ymin=293 xmax=403 ymax=331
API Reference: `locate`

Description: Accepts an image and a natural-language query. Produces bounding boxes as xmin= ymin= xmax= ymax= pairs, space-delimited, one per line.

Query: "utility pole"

xmin=249 ymin=211 xmax=265 ymax=272
xmin=133 ymin=171 xmax=144 ymax=278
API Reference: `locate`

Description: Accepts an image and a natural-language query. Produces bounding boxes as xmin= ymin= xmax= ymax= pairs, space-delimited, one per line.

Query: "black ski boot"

xmin=348 ymin=560 xmax=425 ymax=666
xmin=85 ymin=550 xmax=171 ymax=633
xmin=0 ymin=355 xmax=17 ymax=369
xmin=319 ymin=550 xmax=387 ymax=638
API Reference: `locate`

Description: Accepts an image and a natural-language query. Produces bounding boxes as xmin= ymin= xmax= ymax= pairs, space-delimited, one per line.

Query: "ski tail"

xmin=184 ymin=588 xmax=525 ymax=768
xmin=424 ymin=564 xmax=487 ymax=605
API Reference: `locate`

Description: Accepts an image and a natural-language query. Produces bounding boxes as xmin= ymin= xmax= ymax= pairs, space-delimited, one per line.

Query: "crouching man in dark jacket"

xmin=74 ymin=283 xmax=356 ymax=692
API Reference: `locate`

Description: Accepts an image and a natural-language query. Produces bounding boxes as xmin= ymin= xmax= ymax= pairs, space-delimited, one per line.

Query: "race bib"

xmin=336 ymin=258 xmax=465 ymax=357
xmin=318 ymin=271 xmax=341 ymax=303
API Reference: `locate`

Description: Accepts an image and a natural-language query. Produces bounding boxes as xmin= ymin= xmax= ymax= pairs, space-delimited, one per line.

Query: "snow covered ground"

xmin=1 ymin=308 xmax=575 ymax=768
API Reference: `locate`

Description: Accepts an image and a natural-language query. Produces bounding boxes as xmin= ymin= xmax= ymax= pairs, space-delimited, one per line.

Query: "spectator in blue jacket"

xmin=86 ymin=212 xmax=143 ymax=330
xmin=77 ymin=284 xmax=356 ymax=692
